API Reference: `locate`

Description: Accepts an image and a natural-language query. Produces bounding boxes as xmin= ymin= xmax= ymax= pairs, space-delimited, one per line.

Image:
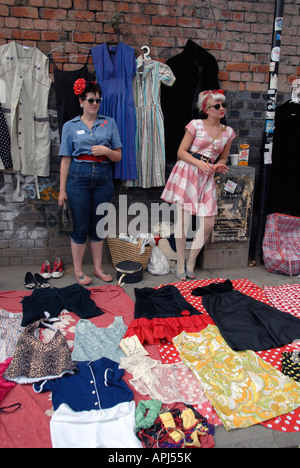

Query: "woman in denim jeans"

xmin=58 ymin=80 xmax=122 ymax=285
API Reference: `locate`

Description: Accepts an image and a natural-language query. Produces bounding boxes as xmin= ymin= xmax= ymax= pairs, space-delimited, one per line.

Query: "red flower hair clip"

xmin=73 ymin=78 xmax=87 ymax=96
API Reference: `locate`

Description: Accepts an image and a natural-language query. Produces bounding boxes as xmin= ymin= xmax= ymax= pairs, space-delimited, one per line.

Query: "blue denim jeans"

xmin=66 ymin=160 xmax=114 ymax=244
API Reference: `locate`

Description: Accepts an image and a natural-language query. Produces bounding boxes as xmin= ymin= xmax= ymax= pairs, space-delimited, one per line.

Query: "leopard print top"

xmin=4 ymin=318 xmax=77 ymax=384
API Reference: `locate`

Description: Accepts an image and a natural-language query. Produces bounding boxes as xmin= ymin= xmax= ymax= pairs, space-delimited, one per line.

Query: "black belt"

xmin=188 ymin=151 xmax=212 ymax=163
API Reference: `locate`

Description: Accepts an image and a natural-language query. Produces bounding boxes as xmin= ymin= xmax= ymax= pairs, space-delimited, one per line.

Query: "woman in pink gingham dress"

xmin=161 ymin=90 xmax=236 ymax=281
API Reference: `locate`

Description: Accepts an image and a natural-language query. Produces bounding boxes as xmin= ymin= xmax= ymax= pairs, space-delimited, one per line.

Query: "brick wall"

xmin=0 ymin=0 xmax=299 ymax=266
xmin=1 ymin=0 xmax=299 ymax=91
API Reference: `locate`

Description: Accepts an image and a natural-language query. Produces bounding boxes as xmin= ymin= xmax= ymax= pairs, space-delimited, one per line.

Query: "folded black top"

xmin=21 ymin=284 xmax=104 ymax=327
xmin=134 ymin=285 xmax=202 ymax=319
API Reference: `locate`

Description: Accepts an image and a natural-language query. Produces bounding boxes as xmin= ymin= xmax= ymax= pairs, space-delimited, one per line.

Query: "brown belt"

xmin=76 ymin=154 xmax=109 ymax=162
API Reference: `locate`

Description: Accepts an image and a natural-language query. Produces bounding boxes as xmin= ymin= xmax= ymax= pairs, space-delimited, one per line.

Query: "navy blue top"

xmin=59 ymin=115 xmax=122 ymax=162
xmin=33 ymin=357 xmax=133 ymax=412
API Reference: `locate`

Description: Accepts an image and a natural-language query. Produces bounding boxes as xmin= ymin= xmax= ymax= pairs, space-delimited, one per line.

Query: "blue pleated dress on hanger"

xmin=91 ymin=42 xmax=137 ymax=180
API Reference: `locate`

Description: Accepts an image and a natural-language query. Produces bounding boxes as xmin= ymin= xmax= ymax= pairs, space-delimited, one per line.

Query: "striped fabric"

xmin=0 ymin=309 xmax=23 ymax=363
xmin=161 ymin=120 xmax=236 ymax=216
xmin=263 ymin=213 xmax=300 ymax=276
xmin=128 ymin=56 xmax=176 ymax=188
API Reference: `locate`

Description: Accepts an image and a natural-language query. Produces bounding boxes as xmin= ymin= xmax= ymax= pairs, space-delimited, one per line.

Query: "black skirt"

xmin=192 ymin=279 xmax=300 ymax=351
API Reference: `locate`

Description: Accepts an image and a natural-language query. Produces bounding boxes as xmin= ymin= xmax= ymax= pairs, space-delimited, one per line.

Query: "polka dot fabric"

xmin=157 ymin=278 xmax=300 ymax=433
xmin=0 ymin=103 xmax=13 ymax=170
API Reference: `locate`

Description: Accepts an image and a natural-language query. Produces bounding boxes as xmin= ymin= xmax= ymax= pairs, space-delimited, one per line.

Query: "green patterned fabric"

xmin=173 ymin=325 xmax=300 ymax=431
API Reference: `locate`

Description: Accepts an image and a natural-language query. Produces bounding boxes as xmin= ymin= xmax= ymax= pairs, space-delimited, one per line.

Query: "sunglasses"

xmin=206 ymin=102 xmax=227 ymax=110
xmin=82 ymin=98 xmax=102 ymax=104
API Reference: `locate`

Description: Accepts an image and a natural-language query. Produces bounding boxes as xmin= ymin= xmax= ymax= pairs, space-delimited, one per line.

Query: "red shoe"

xmin=41 ymin=259 xmax=51 ymax=279
xmin=51 ymin=257 xmax=64 ymax=278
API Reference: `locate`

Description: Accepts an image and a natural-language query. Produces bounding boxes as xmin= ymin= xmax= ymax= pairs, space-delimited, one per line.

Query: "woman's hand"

xmin=58 ymin=157 xmax=71 ymax=206
xmin=91 ymin=145 xmax=107 ymax=156
xmin=91 ymin=145 xmax=122 ymax=162
xmin=58 ymin=190 xmax=68 ymax=207
xmin=214 ymin=163 xmax=229 ymax=174
xmin=198 ymin=161 xmax=215 ymax=175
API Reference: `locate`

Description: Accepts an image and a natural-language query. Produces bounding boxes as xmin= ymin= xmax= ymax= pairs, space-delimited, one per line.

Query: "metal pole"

xmin=249 ymin=0 xmax=285 ymax=263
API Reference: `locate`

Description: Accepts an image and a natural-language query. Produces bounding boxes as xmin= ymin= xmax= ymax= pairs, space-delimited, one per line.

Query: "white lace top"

xmin=119 ymin=354 xmax=208 ymax=405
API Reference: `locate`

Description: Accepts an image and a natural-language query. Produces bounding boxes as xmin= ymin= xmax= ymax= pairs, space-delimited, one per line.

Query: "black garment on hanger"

xmin=0 ymin=102 xmax=13 ymax=169
xmin=192 ymin=279 xmax=300 ymax=351
xmin=50 ymin=53 xmax=95 ymax=140
xmin=267 ymin=100 xmax=300 ymax=216
xmin=161 ymin=39 xmax=220 ymax=162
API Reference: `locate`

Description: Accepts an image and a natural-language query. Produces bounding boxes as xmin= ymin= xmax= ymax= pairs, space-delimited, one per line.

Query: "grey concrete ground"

xmin=1 ymin=262 xmax=300 ymax=448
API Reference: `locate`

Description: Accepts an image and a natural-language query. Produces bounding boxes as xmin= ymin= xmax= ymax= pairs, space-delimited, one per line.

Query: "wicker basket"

xmin=107 ymin=236 xmax=153 ymax=270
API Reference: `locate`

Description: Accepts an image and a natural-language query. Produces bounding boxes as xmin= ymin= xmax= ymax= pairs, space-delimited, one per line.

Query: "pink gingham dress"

xmin=161 ymin=119 xmax=236 ymax=216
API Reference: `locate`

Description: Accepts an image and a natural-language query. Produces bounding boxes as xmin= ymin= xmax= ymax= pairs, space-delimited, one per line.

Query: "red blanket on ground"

xmin=0 ymin=279 xmax=299 ymax=448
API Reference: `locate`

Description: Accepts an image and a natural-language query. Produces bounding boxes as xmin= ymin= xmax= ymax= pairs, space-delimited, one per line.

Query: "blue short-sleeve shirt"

xmin=33 ymin=358 xmax=133 ymax=412
xmin=59 ymin=115 xmax=122 ymax=161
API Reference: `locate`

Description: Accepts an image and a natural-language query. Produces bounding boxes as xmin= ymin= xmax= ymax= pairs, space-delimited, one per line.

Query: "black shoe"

xmin=34 ymin=273 xmax=51 ymax=288
xmin=25 ymin=272 xmax=37 ymax=289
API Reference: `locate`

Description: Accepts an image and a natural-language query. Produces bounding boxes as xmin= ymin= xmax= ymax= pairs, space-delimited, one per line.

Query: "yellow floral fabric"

xmin=173 ymin=325 xmax=300 ymax=431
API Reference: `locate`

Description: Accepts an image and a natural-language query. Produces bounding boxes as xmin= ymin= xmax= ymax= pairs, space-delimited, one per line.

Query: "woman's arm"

xmin=58 ymin=156 xmax=72 ymax=206
xmin=91 ymin=145 xmax=122 ymax=162
xmin=177 ymin=129 xmax=215 ymax=175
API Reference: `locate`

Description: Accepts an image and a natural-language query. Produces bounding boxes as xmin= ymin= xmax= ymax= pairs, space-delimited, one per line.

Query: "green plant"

xmin=106 ymin=11 xmax=125 ymax=34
